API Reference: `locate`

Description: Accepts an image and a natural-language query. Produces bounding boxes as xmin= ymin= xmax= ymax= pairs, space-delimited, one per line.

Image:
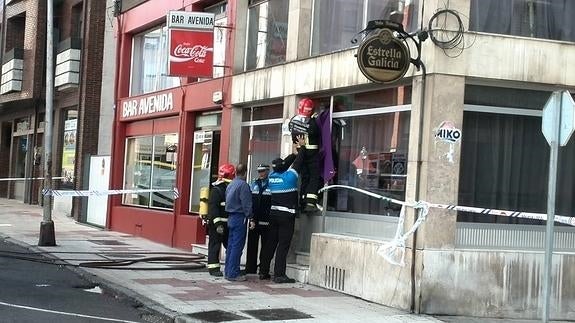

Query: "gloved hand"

xmin=200 ymin=214 xmax=208 ymax=226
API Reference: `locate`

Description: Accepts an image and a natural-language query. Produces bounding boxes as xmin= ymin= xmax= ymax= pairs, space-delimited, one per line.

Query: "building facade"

xmin=0 ymin=0 xmax=106 ymax=223
xmin=111 ymin=0 xmax=575 ymax=320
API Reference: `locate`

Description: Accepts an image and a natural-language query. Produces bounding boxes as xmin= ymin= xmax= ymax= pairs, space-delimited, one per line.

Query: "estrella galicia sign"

xmin=357 ymin=28 xmax=410 ymax=84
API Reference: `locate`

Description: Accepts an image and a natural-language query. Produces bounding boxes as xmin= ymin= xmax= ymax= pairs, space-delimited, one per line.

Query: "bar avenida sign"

xmin=357 ymin=28 xmax=410 ymax=84
xmin=167 ymin=11 xmax=215 ymax=78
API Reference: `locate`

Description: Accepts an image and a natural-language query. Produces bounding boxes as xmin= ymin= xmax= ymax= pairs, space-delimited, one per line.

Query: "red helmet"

xmin=297 ymin=98 xmax=314 ymax=117
xmin=218 ymin=164 xmax=236 ymax=180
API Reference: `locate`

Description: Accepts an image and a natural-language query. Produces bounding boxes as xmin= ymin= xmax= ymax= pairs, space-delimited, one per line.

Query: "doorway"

xmin=12 ymin=135 xmax=29 ymax=201
xmin=189 ymin=130 xmax=221 ymax=213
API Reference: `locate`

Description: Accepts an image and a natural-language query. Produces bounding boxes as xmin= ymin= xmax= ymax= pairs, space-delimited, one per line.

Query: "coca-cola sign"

xmin=168 ymin=29 xmax=214 ymax=77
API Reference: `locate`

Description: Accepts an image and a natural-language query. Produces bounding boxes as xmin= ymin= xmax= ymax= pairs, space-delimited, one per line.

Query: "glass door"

xmin=189 ymin=130 xmax=220 ymax=213
xmin=13 ymin=135 xmax=29 ymax=200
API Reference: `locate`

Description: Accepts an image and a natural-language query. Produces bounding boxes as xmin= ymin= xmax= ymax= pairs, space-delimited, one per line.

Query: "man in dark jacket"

xmin=206 ymin=163 xmax=235 ymax=277
xmin=259 ymin=141 xmax=305 ymax=283
xmin=245 ymin=164 xmax=271 ymax=275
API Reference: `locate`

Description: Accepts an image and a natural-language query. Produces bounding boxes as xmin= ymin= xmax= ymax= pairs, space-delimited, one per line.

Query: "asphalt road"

xmin=0 ymin=239 xmax=166 ymax=323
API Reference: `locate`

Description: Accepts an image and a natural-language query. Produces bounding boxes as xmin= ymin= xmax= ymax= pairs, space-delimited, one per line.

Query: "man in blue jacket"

xmin=224 ymin=163 xmax=253 ymax=281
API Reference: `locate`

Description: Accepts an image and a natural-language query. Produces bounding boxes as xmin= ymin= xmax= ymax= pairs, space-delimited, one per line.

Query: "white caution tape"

xmin=427 ymin=203 xmax=575 ymax=226
xmin=42 ymin=187 xmax=180 ymax=199
xmin=319 ymin=185 xmax=575 ymax=267
xmin=0 ymin=176 xmax=67 ymax=182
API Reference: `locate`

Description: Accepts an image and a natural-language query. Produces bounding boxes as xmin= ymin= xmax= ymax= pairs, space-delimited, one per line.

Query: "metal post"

xmin=542 ymin=96 xmax=562 ymax=322
xmin=39 ymin=0 xmax=55 ymax=246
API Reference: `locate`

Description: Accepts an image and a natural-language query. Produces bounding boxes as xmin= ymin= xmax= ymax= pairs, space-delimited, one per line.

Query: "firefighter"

xmin=206 ymin=163 xmax=235 ymax=277
xmin=288 ymin=97 xmax=321 ymax=212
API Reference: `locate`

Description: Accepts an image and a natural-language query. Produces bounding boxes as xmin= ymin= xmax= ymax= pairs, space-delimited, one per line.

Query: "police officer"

xmin=245 ymin=164 xmax=271 ymax=275
xmin=259 ymin=140 xmax=305 ymax=283
xmin=288 ymin=98 xmax=321 ymax=212
xmin=206 ymin=163 xmax=235 ymax=277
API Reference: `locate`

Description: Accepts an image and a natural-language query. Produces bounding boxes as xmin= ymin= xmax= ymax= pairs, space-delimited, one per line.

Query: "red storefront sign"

xmin=168 ymin=29 xmax=213 ymax=77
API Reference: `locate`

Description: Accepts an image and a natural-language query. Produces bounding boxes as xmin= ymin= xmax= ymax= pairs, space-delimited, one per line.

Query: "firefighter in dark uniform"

xmin=206 ymin=163 xmax=235 ymax=277
xmin=288 ymin=97 xmax=321 ymax=212
xmin=245 ymin=164 xmax=272 ymax=275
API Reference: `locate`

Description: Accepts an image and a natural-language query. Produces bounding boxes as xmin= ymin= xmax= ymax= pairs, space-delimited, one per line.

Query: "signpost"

xmin=541 ymin=90 xmax=575 ymax=322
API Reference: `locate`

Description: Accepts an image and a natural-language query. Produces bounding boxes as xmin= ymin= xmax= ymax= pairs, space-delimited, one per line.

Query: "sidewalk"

xmin=0 ymin=198 xmax=445 ymax=323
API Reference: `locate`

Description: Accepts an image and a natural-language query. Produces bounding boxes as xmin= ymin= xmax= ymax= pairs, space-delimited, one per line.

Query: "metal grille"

xmin=324 ymin=265 xmax=345 ymax=291
xmin=456 ymin=223 xmax=575 ymax=251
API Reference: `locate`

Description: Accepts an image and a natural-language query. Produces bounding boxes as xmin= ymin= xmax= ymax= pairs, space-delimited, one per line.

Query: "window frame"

xmin=129 ymin=25 xmax=181 ymax=96
xmin=122 ymin=133 xmax=179 ymax=211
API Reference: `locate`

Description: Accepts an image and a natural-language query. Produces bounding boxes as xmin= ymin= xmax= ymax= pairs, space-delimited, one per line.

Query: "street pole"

xmin=39 ymin=0 xmax=55 ymax=246
xmin=542 ymin=96 xmax=561 ymax=322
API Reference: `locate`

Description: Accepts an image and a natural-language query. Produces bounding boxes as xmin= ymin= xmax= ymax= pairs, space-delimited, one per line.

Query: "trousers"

xmin=260 ymin=215 xmax=295 ymax=277
xmin=224 ymin=213 xmax=247 ymax=279
xmin=207 ymin=222 xmax=227 ymax=271
xmin=245 ymin=224 xmax=270 ymax=274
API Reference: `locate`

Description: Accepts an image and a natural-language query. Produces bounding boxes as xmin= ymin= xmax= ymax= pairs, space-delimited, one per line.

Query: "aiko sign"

xmin=167 ymin=11 xmax=215 ymax=77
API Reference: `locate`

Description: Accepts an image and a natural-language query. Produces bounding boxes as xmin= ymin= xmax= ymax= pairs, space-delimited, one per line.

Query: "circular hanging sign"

xmin=357 ymin=28 xmax=410 ymax=84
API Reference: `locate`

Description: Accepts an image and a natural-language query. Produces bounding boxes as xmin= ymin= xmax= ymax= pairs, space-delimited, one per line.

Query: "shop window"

xmin=327 ymin=91 xmax=410 ymax=217
xmin=245 ymin=0 xmax=288 ymax=70
xmin=61 ymin=110 xmax=77 ymax=188
xmin=130 ymin=26 xmax=181 ymax=96
xmin=458 ymin=86 xmax=575 ymax=225
xmin=470 ymin=0 xmax=575 ymax=42
xmin=311 ymin=0 xmax=419 ymax=56
xmin=240 ymin=105 xmax=283 ymax=176
xmin=123 ymin=134 xmax=178 ymax=210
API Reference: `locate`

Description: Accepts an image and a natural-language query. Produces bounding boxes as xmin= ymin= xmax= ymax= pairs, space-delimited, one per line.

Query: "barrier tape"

xmin=0 ymin=176 xmax=67 ymax=182
xmin=319 ymin=185 xmax=575 ymax=266
xmin=42 ymin=187 xmax=180 ymax=199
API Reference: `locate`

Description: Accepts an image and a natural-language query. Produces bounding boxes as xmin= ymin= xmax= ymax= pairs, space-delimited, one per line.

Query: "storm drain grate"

xmin=324 ymin=265 xmax=346 ymax=291
xmin=87 ymin=240 xmax=128 ymax=246
xmin=243 ymin=308 xmax=313 ymax=321
xmin=186 ymin=310 xmax=247 ymax=322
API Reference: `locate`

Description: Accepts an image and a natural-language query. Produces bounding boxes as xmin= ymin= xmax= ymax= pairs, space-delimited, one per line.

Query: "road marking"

xmin=0 ymin=224 xmax=12 ymax=227
xmin=0 ymin=301 xmax=141 ymax=323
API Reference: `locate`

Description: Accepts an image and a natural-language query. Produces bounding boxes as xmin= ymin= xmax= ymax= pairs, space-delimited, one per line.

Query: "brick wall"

xmin=72 ymin=0 xmax=106 ymax=220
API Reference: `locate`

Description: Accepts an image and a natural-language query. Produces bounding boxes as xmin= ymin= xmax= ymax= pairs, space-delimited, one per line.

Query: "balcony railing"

xmin=1 ymin=48 xmax=24 ymax=94
xmin=55 ymin=38 xmax=81 ymax=91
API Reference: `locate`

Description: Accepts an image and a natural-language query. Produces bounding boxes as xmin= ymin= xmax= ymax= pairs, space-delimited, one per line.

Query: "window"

xmin=206 ymin=2 xmax=228 ymax=78
xmin=470 ymin=0 xmax=575 ymax=42
xmin=61 ymin=110 xmax=77 ymax=188
xmin=326 ymin=90 xmax=411 ymax=217
xmin=311 ymin=0 xmax=420 ymax=55
xmin=123 ymin=134 xmax=178 ymax=210
xmin=245 ymin=0 xmax=288 ymax=70
xmin=240 ymin=105 xmax=283 ymax=177
xmin=130 ymin=26 xmax=181 ymax=96
xmin=458 ymin=86 xmax=575 ymax=225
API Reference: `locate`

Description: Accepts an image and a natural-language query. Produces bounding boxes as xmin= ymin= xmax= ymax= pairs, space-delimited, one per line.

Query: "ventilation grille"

xmin=324 ymin=265 xmax=346 ymax=291
xmin=457 ymin=223 xmax=575 ymax=251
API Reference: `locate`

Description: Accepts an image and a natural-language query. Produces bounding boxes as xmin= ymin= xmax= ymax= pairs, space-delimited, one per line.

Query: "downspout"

xmin=410 ymin=63 xmax=426 ymax=313
xmin=410 ymin=0 xmax=426 ymax=314
xmin=106 ymin=6 xmax=123 ymax=230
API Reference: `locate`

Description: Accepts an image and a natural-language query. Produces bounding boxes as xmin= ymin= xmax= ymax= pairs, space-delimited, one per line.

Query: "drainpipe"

xmin=106 ymin=2 xmax=123 ymax=230
xmin=409 ymin=0 xmax=428 ymax=313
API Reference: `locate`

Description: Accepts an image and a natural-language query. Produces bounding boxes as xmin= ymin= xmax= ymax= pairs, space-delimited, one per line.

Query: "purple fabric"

xmin=317 ymin=110 xmax=335 ymax=183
